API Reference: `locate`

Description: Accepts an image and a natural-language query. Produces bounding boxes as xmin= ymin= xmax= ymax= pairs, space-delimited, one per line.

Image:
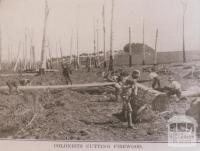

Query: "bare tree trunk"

xmin=96 ymin=19 xmax=100 ymax=67
xmin=182 ymin=12 xmax=186 ymax=63
xmin=59 ymin=40 xmax=63 ymax=58
xmin=93 ymin=19 xmax=97 ymax=68
xmin=109 ymin=0 xmax=114 ymax=71
xmin=181 ymin=0 xmax=187 ymax=63
xmin=24 ymin=30 xmax=28 ymax=70
xmin=70 ymin=31 xmax=73 ymax=64
xmin=76 ymin=30 xmax=79 ymax=69
xmin=129 ymin=27 xmax=132 ymax=67
xmin=0 ymin=28 xmax=2 ymax=71
xmin=102 ymin=5 xmax=106 ymax=68
xmin=154 ymin=29 xmax=158 ymax=65
xmin=76 ymin=2 xmax=80 ymax=69
xmin=40 ymin=0 xmax=49 ymax=74
xmin=142 ymin=20 xmax=145 ymax=65
xmin=32 ymin=46 xmax=36 ymax=69
xmin=56 ymin=43 xmax=59 ymax=67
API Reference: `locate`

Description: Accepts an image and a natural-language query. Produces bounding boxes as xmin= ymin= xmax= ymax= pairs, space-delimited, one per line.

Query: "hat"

xmin=132 ymin=69 xmax=140 ymax=79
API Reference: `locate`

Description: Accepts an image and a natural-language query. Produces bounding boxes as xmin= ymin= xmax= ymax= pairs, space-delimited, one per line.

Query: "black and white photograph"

xmin=0 ymin=0 xmax=199 ymax=150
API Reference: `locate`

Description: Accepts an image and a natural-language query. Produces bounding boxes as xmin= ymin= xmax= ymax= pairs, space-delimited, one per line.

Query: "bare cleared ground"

xmin=0 ymin=63 xmax=200 ymax=141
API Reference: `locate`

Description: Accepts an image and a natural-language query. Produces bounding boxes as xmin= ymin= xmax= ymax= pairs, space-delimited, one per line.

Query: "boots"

xmin=124 ymin=110 xmax=128 ymax=122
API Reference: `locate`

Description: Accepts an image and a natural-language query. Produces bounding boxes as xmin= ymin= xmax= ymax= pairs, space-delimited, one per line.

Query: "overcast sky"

xmin=0 ymin=0 xmax=199 ymax=61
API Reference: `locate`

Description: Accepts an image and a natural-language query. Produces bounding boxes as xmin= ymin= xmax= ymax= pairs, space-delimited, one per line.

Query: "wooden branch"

xmin=26 ymin=113 xmax=37 ymax=128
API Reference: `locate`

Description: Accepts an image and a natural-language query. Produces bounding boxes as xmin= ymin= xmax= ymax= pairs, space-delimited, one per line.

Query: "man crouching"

xmin=7 ymin=78 xmax=31 ymax=95
xmin=6 ymin=80 xmax=19 ymax=95
xmin=19 ymin=78 xmax=32 ymax=86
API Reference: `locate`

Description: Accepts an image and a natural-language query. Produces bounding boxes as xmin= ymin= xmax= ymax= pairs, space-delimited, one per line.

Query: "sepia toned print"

xmin=0 ymin=0 xmax=199 ymax=146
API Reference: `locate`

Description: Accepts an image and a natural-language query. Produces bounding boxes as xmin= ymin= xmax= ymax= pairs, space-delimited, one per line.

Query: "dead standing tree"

xmin=129 ymin=27 xmax=132 ymax=67
xmin=59 ymin=40 xmax=63 ymax=58
xmin=108 ymin=0 xmax=114 ymax=71
xmin=0 ymin=28 xmax=2 ymax=71
xmin=69 ymin=30 xmax=73 ymax=65
xmin=142 ymin=20 xmax=145 ymax=65
xmin=96 ymin=19 xmax=100 ymax=68
xmin=40 ymin=0 xmax=49 ymax=74
xmin=0 ymin=1 xmax=2 ymax=71
xmin=75 ymin=1 xmax=80 ymax=70
xmin=93 ymin=19 xmax=97 ymax=68
xmin=23 ymin=29 xmax=28 ymax=70
xmin=102 ymin=5 xmax=106 ymax=68
xmin=181 ymin=0 xmax=188 ymax=63
xmin=154 ymin=29 xmax=158 ymax=65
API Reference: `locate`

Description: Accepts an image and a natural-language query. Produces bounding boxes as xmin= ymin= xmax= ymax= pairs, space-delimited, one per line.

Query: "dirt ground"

xmin=0 ymin=63 xmax=200 ymax=141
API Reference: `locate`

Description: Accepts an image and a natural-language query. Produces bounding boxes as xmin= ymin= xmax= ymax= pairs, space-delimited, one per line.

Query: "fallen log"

xmin=182 ymin=86 xmax=200 ymax=97
xmin=0 ymin=73 xmax=37 ymax=77
xmin=0 ymin=81 xmax=198 ymax=111
xmin=0 ymin=82 xmax=116 ymax=91
xmin=136 ymin=83 xmax=168 ymax=111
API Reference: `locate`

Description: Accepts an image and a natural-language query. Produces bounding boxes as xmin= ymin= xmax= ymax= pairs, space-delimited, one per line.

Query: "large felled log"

xmin=182 ymin=86 xmax=200 ymax=97
xmin=0 ymin=82 xmax=116 ymax=91
xmin=0 ymin=73 xmax=37 ymax=77
xmin=186 ymin=98 xmax=200 ymax=125
xmin=136 ymin=83 xmax=169 ymax=112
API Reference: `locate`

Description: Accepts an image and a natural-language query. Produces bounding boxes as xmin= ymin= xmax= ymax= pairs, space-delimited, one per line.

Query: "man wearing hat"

xmin=167 ymin=76 xmax=182 ymax=99
xmin=121 ymin=69 xmax=140 ymax=128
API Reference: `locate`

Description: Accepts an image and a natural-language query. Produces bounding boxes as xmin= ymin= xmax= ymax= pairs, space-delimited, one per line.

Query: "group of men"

xmin=105 ymin=66 xmax=183 ymax=128
xmin=148 ymin=68 xmax=182 ymax=100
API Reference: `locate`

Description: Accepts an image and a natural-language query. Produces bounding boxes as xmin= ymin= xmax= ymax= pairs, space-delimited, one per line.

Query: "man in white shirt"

xmin=149 ymin=68 xmax=160 ymax=89
xmin=168 ymin=76 xmax=182 ymax=99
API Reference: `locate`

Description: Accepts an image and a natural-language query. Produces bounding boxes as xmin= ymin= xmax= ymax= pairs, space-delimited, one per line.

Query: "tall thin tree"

xmin=154 ymin=29 xmax=158 ymax=65
xmin=96 ymin=19 xmax=99 ymax=67
xmin=93 ymin=18 xmax=97 ymax=68
xmin=109 ymin=0 xmax=114 ymax=71
xmin=142 ymin=20 xmax=145 ymax=65
xmin=70 ymin=30 xmax=73 ymax=64
xmin=24 ymin=29 xmax=28 ymax=70
xmin=181 ymin=0 xmax=188 ymax=63
xmin=129 ymin=27 xmax=132 ymax=67
xmin=59 ymin=40 xmax=63 ymax=58
xmin=0 ymin=28 xmax=2 ymax=71
xmin=40 ymin=0 xmax=49 ymax=72
xmin=102 ymin=5 xmax=106 ymax=68
xmin=76 ymin=1 xmax=80 ymax=68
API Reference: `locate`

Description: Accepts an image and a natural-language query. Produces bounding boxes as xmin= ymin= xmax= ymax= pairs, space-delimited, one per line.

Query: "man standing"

xmin=86 ymin=55 xmax=91 ymax=72
xmin=61 ymin=63 xmax=72 ymax=85
xmin=121 ymin=69 xmax=140 ymax=128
